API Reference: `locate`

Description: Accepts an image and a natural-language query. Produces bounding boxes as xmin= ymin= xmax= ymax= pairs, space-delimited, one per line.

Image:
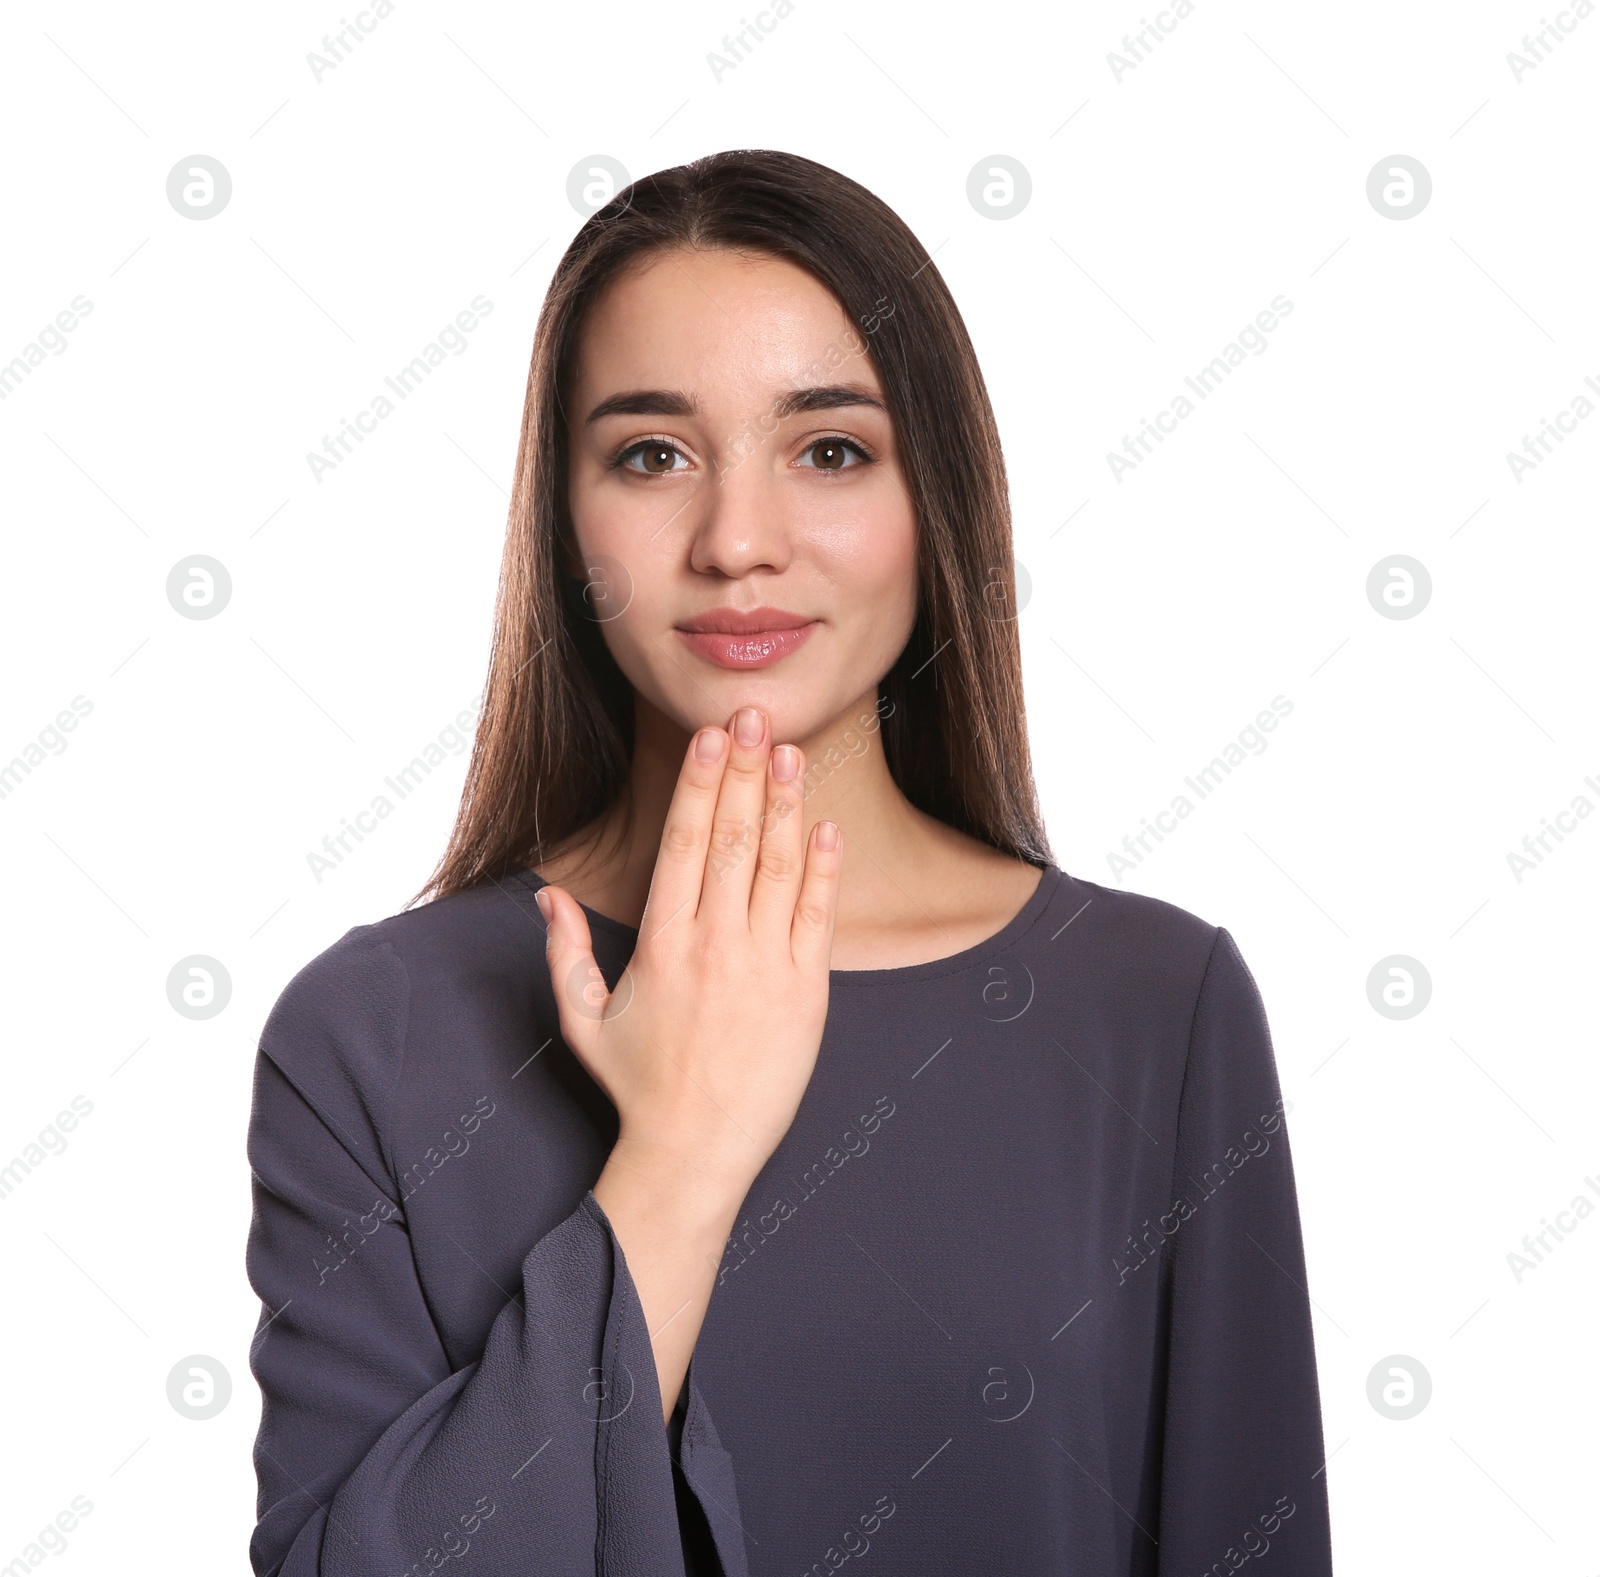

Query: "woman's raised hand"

xmin=536 ymin=705 xmax=841 ymax=1200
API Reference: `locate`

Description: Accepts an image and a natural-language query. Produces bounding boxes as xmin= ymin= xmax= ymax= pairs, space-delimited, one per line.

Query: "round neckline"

xmin=513 ymin=862 xmax=1066 ymax=987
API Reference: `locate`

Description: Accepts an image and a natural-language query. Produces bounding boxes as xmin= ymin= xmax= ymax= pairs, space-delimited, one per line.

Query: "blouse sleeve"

xmin=244 ymin=927 xmax=749 ymax=1577
xmin=1155 ymin=926 xmax=1334 ymax=1574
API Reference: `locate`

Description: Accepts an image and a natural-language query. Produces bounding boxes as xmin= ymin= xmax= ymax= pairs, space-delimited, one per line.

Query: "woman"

xmin=246 ymin=149 xmax=1333 ymax=1576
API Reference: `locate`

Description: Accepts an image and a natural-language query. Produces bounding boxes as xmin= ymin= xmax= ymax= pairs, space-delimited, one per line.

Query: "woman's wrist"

xmin=601 ymin=1119 xmax=764 ymax=1202
xmin=596 ymin=1129 xmax=755 ymax=1227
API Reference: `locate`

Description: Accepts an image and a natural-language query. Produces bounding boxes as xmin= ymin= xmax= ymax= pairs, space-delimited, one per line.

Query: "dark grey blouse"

xmin=245 ymin=862 xmax=1333 ymax=1574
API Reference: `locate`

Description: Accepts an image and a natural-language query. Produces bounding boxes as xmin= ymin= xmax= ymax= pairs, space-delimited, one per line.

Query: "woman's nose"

xmin=685 ymin=460 xmax=796 ymax=577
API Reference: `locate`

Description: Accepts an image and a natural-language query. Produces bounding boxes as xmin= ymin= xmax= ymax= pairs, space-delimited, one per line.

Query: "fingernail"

xmin=733 ymin=707 xmax=763 ymax=747
xmin=534 ymin=888 xmax=552 ymax=920
xmin=772 ymin=744 xmax=799 ymax=782
xmin=816 ymin=820 xmax=839 ymax=851
xmin=695 ymin=727 xmax=724 ymax=762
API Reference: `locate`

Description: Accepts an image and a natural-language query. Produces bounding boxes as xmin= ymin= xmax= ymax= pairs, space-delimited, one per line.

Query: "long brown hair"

xmin=411 ymin=148 xmax=1051 ymax=908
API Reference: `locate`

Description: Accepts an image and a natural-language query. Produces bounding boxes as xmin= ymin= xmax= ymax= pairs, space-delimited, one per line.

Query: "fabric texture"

xmin=245 ymin=862 xmax=1333 ymax=1574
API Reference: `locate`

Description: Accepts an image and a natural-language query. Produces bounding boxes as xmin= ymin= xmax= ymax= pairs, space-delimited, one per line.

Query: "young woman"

xmin=247 ymin=150 xmax=1333 ymax=1576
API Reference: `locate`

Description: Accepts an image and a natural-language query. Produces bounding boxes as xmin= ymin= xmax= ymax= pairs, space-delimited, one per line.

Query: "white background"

xmin=1 ymin=0 xmax=1596 ymax=1569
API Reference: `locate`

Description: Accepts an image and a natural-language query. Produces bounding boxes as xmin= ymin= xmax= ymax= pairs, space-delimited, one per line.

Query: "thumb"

xmin=534 ymin=883 xmax=606 ymax=1060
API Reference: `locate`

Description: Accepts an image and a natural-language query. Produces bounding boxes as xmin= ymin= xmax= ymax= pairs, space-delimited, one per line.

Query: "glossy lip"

xmin=674 ymin=607 xmax=820 ymax=670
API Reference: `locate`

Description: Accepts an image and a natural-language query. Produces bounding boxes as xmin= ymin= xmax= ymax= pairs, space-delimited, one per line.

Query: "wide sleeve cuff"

xmin=248 ymin=1028 xmax=747 ymax=1575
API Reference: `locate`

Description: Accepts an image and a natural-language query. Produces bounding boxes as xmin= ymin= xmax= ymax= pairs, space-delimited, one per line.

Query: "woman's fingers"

xmin=747 ymin=741 xmax=807 ymax=938
xmin=535 ymin=883 xmax=605 ymax=1066
xmin=635 ymin=706 xmax=829 ymax=968
xmin=789 ymin=818 xmax=843 ymax=973
xmin=697 ymin=706 xmax=772 ymax=925
xmin=638 ymin=724 xmax=731 ymax=946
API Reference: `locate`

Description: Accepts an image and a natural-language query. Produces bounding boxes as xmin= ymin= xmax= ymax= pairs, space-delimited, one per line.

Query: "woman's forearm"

xmin=593 ymin=1139 xmax=751 ymax=1424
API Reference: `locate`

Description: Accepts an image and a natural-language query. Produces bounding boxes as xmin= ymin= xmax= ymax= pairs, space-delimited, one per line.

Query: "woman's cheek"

xmin=603 ymin=610 xmax=665 ymax=693
xmin=818 ymin=497 xmax=916 ymax=592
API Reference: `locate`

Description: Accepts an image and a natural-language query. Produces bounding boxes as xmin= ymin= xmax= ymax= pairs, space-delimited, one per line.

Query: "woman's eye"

xmin=797 ymin=437 xmax=871 ymax=472
xmin=617 ymin=441 xmax=688 ymax=475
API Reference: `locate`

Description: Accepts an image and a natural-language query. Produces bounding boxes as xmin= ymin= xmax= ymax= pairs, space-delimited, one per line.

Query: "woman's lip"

xmin=675 ymin=621 xmax=819 ymax=670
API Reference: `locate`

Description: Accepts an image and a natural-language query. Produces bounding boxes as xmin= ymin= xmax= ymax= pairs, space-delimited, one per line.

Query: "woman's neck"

xmin=536 ymin=688 xmax=1042 ymax=971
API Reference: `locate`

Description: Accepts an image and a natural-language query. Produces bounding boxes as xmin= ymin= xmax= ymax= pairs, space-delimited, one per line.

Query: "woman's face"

xmin=565 ymin=246 xmax=918 ymax=748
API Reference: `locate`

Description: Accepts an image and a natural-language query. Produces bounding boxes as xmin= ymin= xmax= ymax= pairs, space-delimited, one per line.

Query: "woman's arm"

xmin=247 ymin=712 xmax=834 ymax=1575
xmin=246 ymin=934 xmax=718 ymax=1577
xmin=589 ymin=1142 xmax=747 ymax=1424
xmin=1155 ymin=926 xmax=1334 ymax=1574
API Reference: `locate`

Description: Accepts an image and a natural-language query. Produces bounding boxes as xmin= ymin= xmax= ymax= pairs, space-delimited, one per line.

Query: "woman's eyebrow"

xmin=773 ymin=383 xmax=887 ymax=418
xmin=584 ymin=388 xmax=696 ymax=424
xmin=584 ymin=383 xmax=886 ymax=425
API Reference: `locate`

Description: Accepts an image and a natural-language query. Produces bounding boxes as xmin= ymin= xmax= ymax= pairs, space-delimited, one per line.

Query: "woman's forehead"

xmin=573 ymin=248 xmax=875 ymax=403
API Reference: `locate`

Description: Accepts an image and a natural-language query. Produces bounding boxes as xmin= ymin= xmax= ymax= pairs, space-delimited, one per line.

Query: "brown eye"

xmin=616 ymin=440 xmax=686 ymax=475
xmin=801 ymin=438 xmax=869 ymax=471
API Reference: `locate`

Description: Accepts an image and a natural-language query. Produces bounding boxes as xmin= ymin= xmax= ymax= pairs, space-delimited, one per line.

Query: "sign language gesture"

xmin=534 ymin=705 xmax=841 ymax=1419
